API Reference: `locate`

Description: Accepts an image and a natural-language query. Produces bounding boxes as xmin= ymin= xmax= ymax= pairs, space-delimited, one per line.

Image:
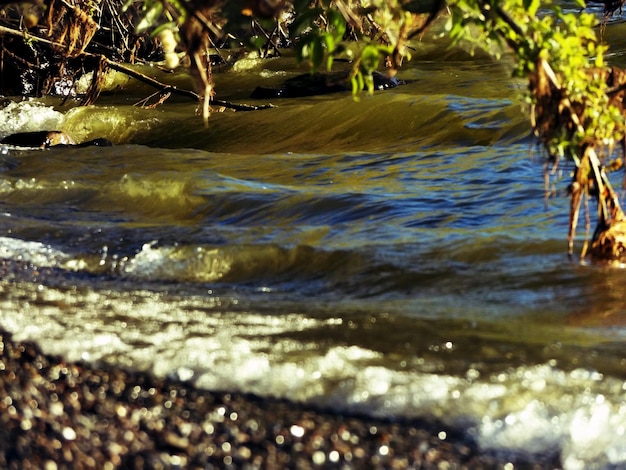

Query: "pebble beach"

xmin=0 ymin=328 xmax=560 ymax=469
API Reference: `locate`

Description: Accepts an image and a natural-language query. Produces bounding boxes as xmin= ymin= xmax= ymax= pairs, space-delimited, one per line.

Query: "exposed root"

xmin=80 ymin=55 xmax=108 ymax=105
xmin=577 ymin=146 xmax=626 ymax=261
xmin=568 ymin=178 xmax=584 ymax=257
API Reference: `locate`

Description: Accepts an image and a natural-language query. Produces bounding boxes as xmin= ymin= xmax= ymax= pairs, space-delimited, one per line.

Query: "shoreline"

xmin=0 ymin=329 xmax=558 ymax=469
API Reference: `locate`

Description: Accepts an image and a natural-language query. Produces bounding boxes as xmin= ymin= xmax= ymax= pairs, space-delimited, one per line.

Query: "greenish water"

xmin=2 ymin=17 xmax=626 ymax=468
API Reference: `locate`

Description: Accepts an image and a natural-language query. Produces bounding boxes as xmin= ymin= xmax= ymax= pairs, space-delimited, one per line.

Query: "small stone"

xmin=44 ymin=461 xmax=58 ymax=470
xmin=312 ymin=451 xmax=326 ymax=465
xmin=49 ymin=401 xmax=64 ymax=416
xmin=62 ymin=427 xmax=77 ymax=441
xmin=164 ymin=432 xmax=189 ymax=450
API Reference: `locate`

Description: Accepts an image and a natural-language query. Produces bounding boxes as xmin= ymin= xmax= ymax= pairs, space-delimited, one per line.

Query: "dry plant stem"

xmin=134 ymin=90 xmax=172 ymax=108
xmin=193 ymin=51 xmax=212 ymax=125
xmin=569 ymin=180 xmax=583 ymax=257
xmin=582 ymin=191 xmax=591 ymax=258
xmin=179 ymin=5 xmax=222 ymax=125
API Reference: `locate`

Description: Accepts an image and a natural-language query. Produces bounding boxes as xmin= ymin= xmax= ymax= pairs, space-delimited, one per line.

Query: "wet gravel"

xmin=0 ymin=328 xmax=563 ymax=469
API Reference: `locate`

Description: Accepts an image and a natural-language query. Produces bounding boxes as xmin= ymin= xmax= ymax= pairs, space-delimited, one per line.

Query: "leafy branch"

xmin=445 ymin=0 xmax=626 ymax=259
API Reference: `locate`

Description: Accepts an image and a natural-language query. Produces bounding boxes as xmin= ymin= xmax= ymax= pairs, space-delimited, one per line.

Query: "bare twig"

xmin=0 ymin=24 xmax=65 ymax=48
xmin=101 ymin=57 xmax=274 ymax=111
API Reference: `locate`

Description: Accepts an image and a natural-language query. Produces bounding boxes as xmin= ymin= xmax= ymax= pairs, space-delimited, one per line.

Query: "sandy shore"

xmin=0 ymin=329 xmax=558 ymax=469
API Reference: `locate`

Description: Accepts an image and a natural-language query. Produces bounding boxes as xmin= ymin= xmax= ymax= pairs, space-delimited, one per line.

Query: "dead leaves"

xmin=46 ymin=0 xmax=99 ymax=58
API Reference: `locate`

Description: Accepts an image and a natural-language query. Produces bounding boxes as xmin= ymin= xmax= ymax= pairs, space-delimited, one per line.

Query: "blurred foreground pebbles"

xmin=0 ymin=326 xmax=556 ymax=469
xmin=0 ymin=249 xmax=560 ymax=469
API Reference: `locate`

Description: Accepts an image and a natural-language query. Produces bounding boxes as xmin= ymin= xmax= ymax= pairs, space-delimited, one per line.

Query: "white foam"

xmin=475 ymin=365 xmax=626 ymax=469
xmin=479 ymin=400 xmax=565 ymax=455
xmin=2 ymin=248 xmax=626 ymax=468
xmin=0 ymin=100 xmax=65 ymax=139
xmin=562 ymin=400 xmax=626 ymax=469
xmin=0 ymin=236 xmax=68 ymax=267
xmin=120 ymin=242 xmax=233 ymax=282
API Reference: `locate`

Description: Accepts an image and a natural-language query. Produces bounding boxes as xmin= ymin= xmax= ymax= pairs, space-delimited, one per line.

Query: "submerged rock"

xmin=1 ymin=130 xmax=75 ymax=148
xmin=0 ymin=131 xmax=113 ymax=149
xmin=251 ymin=70 xmax=405 ymax=99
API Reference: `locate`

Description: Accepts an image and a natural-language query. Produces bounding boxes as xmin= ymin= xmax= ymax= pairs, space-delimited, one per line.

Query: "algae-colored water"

xmin=3 ymin=16 xmax=626 ymax=467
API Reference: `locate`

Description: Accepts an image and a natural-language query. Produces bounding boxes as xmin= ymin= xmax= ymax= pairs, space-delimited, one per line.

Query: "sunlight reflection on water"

xmin=2 ymin=46 xmax=626 ymax=467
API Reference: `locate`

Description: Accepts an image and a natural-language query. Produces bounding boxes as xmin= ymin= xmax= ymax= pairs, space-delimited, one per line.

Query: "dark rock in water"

xmin=75 ymin=138 xmax=114 ymax=148
xmin=1 ymin=131 xmax=74 ymax=148
xmin=251 ymin=70 xmax=405 ymax=99
xmin=1 ymin=131 xmax=112 ymax=149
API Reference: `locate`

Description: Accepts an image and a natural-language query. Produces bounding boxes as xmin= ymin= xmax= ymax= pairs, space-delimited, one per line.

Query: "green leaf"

xmin=360 ymin=44 xmax=381 ymax=74
xmin=350 ymin=70 xmax=364 ymax=96
xmin=350 ymin=75 xmax=358 ymax=95
xmin=447 ymin=16 xmax=465 ymax=45
xmin=323 ymin=33 xmax=335 ymax=53
xmin=326 ymin=55 xmax=334 ymax=71
xmin=310 ymin=37 xmax=324 ymax=70
xmin=363 ymin=72 xmax=374 ymax=94
xmin=135 ymin=2 xmax=163 ymax=34
xmin=327 ymin=9 xmax=346 ymax=41
xmin=525 ymin=0 xmax=540 ymax=17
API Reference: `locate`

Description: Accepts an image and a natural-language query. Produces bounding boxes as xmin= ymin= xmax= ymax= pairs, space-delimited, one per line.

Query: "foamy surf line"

xmin=0 ymin=327 xmax=559 ymax=468
xmin=0 ymin=236 xmax=70 ymax=268
xmin=1 ymin=236 xmax=625 ymax=468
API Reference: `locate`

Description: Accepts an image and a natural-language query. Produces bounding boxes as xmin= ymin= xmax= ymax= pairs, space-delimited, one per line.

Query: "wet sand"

xmin=0 ymin=328 xmax=560 ymax=469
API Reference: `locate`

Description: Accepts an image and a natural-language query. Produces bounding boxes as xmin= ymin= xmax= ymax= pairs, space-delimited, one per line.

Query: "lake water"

xmin=2 ymin=14 xmax=626 ymax=469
